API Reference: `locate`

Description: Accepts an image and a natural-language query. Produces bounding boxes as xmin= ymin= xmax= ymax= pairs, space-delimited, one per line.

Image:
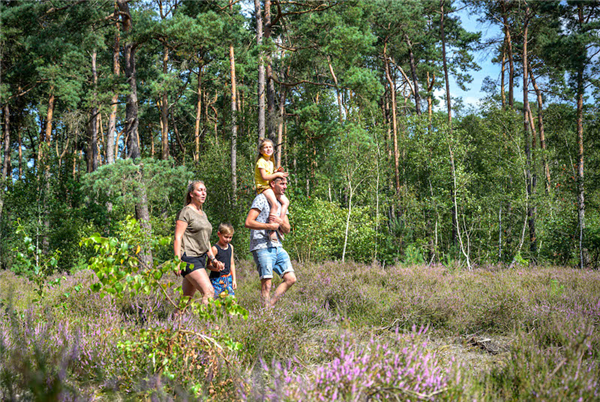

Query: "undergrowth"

xmin=1 ymin=262 xmax=599 ymax=400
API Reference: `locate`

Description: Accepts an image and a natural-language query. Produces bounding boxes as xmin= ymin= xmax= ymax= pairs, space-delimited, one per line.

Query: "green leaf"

xmin=89 ymin=233 xmax=102 ymax=243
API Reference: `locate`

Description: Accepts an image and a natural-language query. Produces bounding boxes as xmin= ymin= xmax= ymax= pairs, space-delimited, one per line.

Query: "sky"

xmin=442 ymin=6 xmax=504 ymax=108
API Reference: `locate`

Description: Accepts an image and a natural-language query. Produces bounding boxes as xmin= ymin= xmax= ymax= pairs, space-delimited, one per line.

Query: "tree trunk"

xmin=161 ymin=46 xmax=170 ymax=160
xmin=18 ymin=121 xmax=22 ymax=179
xmin=342 ymin=184 xmax=353 ymax=263
xmin=529 ymin=66 xmax=551 ymax=193
xmin=264 ymin=0 xmax=277 ymax=142
xmin=229 ymin=27 xmax=238 ymax=204
xmin=277 ymin=85 xmax=286 ymax=169
xmin=404 ymin=34 xmax=421 ymax=115
xmin=440 ymin=3 xmax=452 ymax=126
xmin=107 ymin=13 xmax=120 ymax=165
xmin=0 ymin=104 xmax=9 ymax=221
xmin=135 ymin=163 xmax=153 ymax=268
xmin=502 ymin=0 xmax=515 ymax=108
xmin=194 ymin=65 xmax=203 ymax=162
xmin=440 ymin=1 xmax=457 ymax=248
xmin=576 ymin=68 xmax=587 ymax=268
xmin=383 ymin=43 xmax=400 ymax=193
xmin=38 ymin=89 xmax=55 ymax=165
xmin=449 ymin=144 xmax=471 ymax=269
xmin=327 ymin=56 xmax=344 ymax=122
xmin=124 ymin=42 xmax=140 ymax=159
xmin=522 ymin=9 xmax=536 ymax=258
xmin=426 ymin=71 xmax=435 ymax=128
xmin=117 ymin=0 xmax=140 ymax=159
xmin=89 ymin=50 xmax=99 ymax=172
xmin=118 ymin=0 xmax=152 ymax=267
xmin=255 ymin=0 xmax=266 ymax=142
xmin=501 ymin=39 xmax=506 ymax=109
xmin=41 ymin=89 xmax=54 ymax=255
xmin=2 ymin=104 xmax=9 ymax=182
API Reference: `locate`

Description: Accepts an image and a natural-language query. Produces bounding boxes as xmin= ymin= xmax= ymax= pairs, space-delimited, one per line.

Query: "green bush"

xmin=287 ymin=198 xmax=381 ymax=263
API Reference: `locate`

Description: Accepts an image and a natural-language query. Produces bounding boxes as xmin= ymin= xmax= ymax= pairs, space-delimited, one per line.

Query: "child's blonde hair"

xmin=257 ymin=138 xmax=275 ymax=162
xmin=218 ymin=223 xmax=235 ymax=235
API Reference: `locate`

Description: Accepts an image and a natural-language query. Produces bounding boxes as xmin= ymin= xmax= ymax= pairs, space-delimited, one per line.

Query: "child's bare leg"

xmin=262 ymin=188 xmax=279 ymax=240
xmin=275 ymin=193 xmax=289 ymax=239
xmin=277 ymin=193 xmax=289 ymax=218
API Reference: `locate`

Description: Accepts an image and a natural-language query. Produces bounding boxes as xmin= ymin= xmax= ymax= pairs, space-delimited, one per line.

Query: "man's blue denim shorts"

xmin=252 ymin=247 xmax=294 ymax=280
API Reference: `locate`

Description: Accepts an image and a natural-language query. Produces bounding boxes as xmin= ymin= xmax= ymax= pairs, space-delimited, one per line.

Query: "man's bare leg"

xmin=269 ymin=272 xmax=297 ymax=307
xmin=260 ymin=278 xmax=273 ymax=308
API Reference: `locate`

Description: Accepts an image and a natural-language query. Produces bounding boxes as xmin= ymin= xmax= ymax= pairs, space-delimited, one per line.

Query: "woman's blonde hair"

xmin=257 ymin=138 xmax=275 ymax=162
xmin=185 ymin=180 xmax=205 ymax=206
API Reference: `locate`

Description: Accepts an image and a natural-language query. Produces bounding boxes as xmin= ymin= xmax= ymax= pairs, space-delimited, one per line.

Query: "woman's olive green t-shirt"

xmin=177 ymin=205 xmax=212 ymax=257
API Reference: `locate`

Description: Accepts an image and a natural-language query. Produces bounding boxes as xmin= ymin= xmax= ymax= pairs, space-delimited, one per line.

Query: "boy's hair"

xmin=218 ymin=223 xmax=235 ymax=235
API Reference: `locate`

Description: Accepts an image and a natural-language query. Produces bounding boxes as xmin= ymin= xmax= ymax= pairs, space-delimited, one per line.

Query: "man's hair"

xmin=271 ymin=176 xmax=286 ymax=184
xmin=218 ymin=223 xmax=235 ymax=235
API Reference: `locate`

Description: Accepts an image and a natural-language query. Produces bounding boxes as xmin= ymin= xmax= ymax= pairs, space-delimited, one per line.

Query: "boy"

xmin=209 ymin=223 xmax=237 ymax=298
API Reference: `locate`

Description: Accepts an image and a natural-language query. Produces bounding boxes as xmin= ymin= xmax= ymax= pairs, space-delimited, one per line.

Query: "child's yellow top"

xmin=255 ymin=156 xmax=274 ymax=193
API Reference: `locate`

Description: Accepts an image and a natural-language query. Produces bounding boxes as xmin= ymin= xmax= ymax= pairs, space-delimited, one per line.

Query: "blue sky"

xmin=443 ymin=6 xmax=504 ymax=108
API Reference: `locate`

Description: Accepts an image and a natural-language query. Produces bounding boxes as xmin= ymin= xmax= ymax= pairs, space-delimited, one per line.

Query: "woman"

xmin=174 ymin=180 xmax=224 ymax=305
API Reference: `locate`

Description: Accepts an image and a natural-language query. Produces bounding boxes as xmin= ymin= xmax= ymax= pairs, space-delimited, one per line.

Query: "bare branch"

xmin=44 ymin=0 xmax=87 ymax=15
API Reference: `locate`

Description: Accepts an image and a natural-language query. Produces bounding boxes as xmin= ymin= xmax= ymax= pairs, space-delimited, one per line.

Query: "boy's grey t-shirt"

xmin=249 ymin=193 xmax=285 ymax=252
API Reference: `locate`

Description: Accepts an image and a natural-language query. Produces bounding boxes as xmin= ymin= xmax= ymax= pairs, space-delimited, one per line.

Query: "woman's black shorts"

xmin=180 ymin=253 xmax=207 ymax=277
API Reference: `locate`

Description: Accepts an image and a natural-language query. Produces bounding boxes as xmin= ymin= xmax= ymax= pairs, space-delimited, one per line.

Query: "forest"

xmin=1 ymin=0 xmax=600 ymax=400
xmin=1 ymin=0 xmax=599 ymax=270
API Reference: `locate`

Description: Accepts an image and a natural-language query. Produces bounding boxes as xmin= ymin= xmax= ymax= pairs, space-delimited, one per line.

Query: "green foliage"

xmin=79 ymin=215 xmax=247 ymax=396
xmin=80 ymin=216 xmax=174 ymax=297
xmin=82 ymin=158 xmax=192 ymax=230
xmin=12 ymin=223 xmax=61 ymax=300
xmin=287 ymin=198 xmax=381 ymax=263
xmin=404 ymin=243 xmax=426 ymax=265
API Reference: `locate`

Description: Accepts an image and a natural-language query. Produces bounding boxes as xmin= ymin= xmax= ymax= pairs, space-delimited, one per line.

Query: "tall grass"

xmin=1 ymin=262 xmax=599 ymax=400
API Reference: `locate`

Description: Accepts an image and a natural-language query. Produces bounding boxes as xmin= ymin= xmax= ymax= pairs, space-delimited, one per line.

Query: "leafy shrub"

xmin=287 ymin=198 xmax=381 ymax=263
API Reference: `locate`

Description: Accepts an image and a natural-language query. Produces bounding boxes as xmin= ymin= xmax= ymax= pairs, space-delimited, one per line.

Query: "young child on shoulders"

xmin=209 ymin=223 xmax=237 ymax=299
xmin=254 ymin=138 xmax=289 ymax=241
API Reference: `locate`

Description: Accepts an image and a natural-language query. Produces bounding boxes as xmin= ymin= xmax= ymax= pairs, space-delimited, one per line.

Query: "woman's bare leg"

xmin=183 ymin=269 xmax=214 ymax=305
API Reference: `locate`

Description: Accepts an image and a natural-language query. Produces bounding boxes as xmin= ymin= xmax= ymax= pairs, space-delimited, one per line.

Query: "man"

xmin=245 ymin=176 xmax=296 ymax=307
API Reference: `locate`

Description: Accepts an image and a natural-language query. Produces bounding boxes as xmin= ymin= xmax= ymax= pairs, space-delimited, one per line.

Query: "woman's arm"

xmin=173 ymin=220 xmax=188 ymax=275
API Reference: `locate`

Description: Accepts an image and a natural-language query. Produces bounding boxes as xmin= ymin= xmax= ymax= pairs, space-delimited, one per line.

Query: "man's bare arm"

xmin=245 ymin=208 xmax=279 ymax=231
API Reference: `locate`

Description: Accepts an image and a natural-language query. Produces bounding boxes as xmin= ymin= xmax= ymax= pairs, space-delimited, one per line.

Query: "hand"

xmin=232 ymin=280 xmax=237 ymax=290
xmin=265 ymin=222 xmax=279 ymax=231
xmin=174 ymin=261 xmax=182 ymax=277
xmin=275 ymin=167 xmax=284 ymax=172
xmin=214 ymin=260 xmax=225 ymax=272
xmin=269 ymin=215 xmax=283 ymax=226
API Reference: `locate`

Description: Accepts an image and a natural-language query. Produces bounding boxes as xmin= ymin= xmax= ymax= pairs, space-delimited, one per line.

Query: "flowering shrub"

xmin=241 ymin=327 xmax=461 ymax=401
xmin=2 ymin=256 xmax=600 ymax=400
